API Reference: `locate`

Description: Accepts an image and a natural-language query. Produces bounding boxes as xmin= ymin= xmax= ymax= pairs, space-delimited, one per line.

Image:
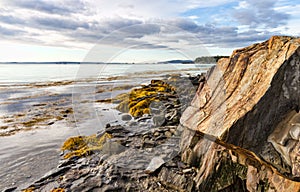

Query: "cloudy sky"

xmin=0 ymin=0 xmax=299 ymax=62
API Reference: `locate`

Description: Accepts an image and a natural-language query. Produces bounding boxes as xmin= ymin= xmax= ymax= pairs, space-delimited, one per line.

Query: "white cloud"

xmin=86 ymin=0 xmax=236 ymax=20
xmin=0 ymin=0 xmax=297 ymax=62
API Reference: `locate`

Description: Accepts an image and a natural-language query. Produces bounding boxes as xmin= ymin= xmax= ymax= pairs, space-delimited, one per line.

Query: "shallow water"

xmin=0 ymin=64 xmax=213 ymax=190
xmin=0 ymin=63 xmax=211 ymax=84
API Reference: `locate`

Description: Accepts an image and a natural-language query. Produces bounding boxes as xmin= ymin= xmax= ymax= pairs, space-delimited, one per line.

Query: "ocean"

xmin=0 ymin=63 xmax=213 ymax=84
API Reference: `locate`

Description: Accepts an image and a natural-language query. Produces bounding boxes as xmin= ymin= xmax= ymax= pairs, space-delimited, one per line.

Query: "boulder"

xmin=180 ymin=36 xmax=300 ymax=191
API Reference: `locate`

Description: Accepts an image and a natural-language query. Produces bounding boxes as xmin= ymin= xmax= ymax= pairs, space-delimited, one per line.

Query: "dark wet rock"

xmin=102 ymin=141 xmax=126 ymax=155
xmin=57 ymin=158 xmax=76 ymax=168
xmin=25 ymin=121 xmax=191 ymax=191
xmin=121 ymin=113 xmax=132 ymax=121
xmin=105 ymin=125 xmax=128 ymax=135
xmin=2 ymin=187 xmax=17 ymax=192
xmin=142 ymin=139 xmax=155 ymax=148
xmin=152 ymin=114 xmax=165 ymax=127
xmin=128 ymin=121 xmax=138 ymax=126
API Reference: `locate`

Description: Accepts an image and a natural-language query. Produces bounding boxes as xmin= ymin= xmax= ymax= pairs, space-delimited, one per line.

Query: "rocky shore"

xmin=6 ymin=36 xmax=300 ymax=192
xmin=17 ymin=74 xmax=204 ymax=192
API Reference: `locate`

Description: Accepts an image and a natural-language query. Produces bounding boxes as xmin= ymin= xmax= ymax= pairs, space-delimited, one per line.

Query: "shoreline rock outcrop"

xmin=19 ymin=36 xmax=300 ymax=192
xmin=180 ymin=36 xmax=300 ymax=191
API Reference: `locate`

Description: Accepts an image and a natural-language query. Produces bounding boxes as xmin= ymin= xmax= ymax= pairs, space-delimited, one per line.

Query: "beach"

xmin=0 ymin=63 xmax=210 ymax=190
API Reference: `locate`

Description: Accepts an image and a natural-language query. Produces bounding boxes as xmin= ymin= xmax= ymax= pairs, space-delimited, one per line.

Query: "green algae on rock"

xmin=61 ymin=133 xmax=112 ymax=159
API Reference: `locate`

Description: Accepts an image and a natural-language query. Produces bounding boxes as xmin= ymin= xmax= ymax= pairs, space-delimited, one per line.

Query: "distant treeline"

xmin=194 ymin=56 xmax=229 ymax=63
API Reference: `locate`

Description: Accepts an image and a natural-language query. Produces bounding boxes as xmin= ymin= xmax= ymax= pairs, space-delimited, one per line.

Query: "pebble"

xmin=145 ymin=156 xmax=165 ymax=173
xmin=102 ymin=141 xmax=126 ymax=155
xmin=165 ymin=131 xmax=172 ymax=138
xmin=153 ymin=131 xmax=160 ymax=137
xmin=121 ymin=113 xmax=132 ymax=121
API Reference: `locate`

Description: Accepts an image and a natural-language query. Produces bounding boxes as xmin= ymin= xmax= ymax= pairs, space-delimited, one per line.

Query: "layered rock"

xmin=180 ymin=36 xmax=300 ymax=191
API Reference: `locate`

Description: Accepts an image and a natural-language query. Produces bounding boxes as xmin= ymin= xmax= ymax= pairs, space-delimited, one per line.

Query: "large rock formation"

xmin=180 ymin=36 xmax=300 ymax=191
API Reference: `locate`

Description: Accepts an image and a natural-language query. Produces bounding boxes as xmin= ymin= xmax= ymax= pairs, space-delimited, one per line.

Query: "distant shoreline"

xmin=0 ymin=56 xmax=229 ymax=65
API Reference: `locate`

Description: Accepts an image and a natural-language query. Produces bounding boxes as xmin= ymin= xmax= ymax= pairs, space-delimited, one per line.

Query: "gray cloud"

xmin=233 ymin=0 xmax=289 ymax=28
xmin=171 ymin=19 xmax=199 ymax=32
xmin=4 ymin=0 xmax=87 ymax=15
xmin=33 ymin=17 xmax=90 ymax=30
xmin=0 ymin=26 xmax=25 ymax=36
xmin=162 ymin=19 xmax=275 ymax=48
xmin=100 ymin=18 xmax=143 ymax=33
xmin=0 ymin=15 xmax=25 ymax=25
xmin=0 ymin=13 xmax=275 ymax=50
xmin=0 ymin=0 xmax=288 ymax=52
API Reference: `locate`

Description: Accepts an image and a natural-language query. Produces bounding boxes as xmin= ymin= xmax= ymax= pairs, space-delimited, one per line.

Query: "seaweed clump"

xmin=22 ymin=188 xmax=35 ymax=192
xmin=61 ymin=133 xmax=112 ymax=159
xmin=51 ymin=188 xmax=65 ymax=192
xmin=115 ymin=79 xmax=176 ymax=117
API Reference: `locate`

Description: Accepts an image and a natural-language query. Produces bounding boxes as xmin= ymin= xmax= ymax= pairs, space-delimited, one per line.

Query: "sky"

xmin=0 ymin=0 xmax=299 ymax=62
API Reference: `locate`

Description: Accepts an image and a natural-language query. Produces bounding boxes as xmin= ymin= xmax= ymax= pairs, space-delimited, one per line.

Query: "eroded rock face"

xmin=180 ymin=36 xmax=300 ymax=191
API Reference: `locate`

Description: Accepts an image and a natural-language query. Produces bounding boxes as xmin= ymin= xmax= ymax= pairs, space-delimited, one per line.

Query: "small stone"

xmin=154 ymin=131 xmax=160 ymax=137
xmin=121 ymin=114 xmax=132 ymax=121
xmin=142 ymin=140 xmax=155 ymax=148
xmin=152 ymin=115 xmax=165 ymax=127
xmin=105 ymin=125 xmax=128 ymax=134
xmin=182 ymin=168 xmax=193 ymax=173
xmin=145 ymin=156 xmax=165 ymax=173
xmin=102 ymin=141 xmax=126 ymax=155
xmin=165 ymin=131 xmax=172 ymax=138
xmin=169 ymin=128 xmax=176 ymax=132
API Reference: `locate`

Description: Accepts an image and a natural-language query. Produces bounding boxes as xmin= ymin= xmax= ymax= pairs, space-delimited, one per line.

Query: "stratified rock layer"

xmin=180 ymin=36 xmax=300 ymax=191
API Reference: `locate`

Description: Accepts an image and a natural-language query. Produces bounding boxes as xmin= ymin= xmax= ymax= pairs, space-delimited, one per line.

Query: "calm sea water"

xmin=0 ymin=63 xmax=213 ymax=83
xmin=0 ymin=63 xmax=214 ymax=190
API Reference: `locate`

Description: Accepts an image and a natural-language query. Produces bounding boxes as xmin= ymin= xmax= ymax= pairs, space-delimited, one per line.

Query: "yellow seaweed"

xmin=61 ymin=133 xmax=112 ymax=159
xmin=114 ymin=80 xmax=176 ymax=117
